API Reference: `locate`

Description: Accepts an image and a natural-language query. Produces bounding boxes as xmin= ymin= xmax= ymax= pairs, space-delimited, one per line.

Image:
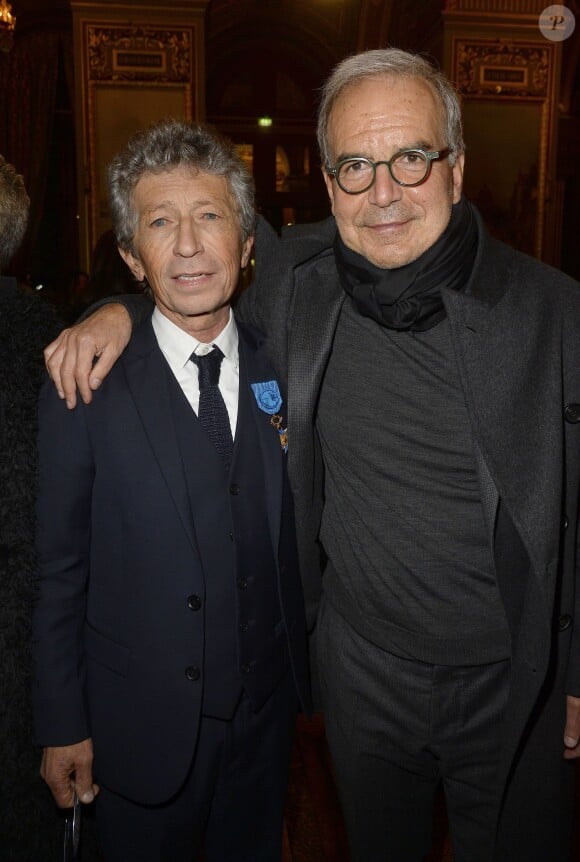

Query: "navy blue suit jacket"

xmin=33 ymin=314 xmax=310 ymax=805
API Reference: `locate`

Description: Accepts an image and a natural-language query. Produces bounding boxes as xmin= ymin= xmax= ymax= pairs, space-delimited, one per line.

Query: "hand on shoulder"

xmin=44 ymin=303 xmax=133 ymax=408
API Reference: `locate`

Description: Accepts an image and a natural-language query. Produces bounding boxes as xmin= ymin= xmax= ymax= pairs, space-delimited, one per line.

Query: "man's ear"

xmin=241 ymin=235 xmax=254 ymax=269
xmin=322 ymin=167 xmax=336 ymax=215
xmin=118 ymin=246 xmax=145 ymax=282
xmin=451 ymin=153 xmax=465 ymax=205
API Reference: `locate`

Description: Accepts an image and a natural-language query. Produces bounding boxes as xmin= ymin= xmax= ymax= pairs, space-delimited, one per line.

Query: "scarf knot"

xmin=334 ymin=197 xmax=478 ymax=332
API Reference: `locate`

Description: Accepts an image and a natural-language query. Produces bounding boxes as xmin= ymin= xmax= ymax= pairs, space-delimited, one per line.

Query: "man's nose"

xmin=174 ymin=220 xmax=203 ymax=256
xmin=368 ymin=163 xmax=403 ymax=206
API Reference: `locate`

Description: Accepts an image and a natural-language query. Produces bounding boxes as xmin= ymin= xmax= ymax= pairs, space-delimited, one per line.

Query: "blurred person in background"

xmin=0 ymin=155 xmax=100 ymax=859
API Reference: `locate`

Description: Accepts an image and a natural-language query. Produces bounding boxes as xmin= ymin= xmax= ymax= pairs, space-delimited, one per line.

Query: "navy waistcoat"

xmin=166 ymin=353 xmax=289 ymax=718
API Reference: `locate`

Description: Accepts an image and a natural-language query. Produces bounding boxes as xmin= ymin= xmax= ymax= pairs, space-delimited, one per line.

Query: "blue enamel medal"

xmin=251 ymin=380 xmax=283 ymax=414
xmin=251 ymin=380 xmax=288 ymax=453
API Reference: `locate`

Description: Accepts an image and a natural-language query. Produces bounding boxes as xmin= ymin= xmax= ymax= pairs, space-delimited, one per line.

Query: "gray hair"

xmin=0 ymin=155 xmax=29 ymax=273
xmin=108 ymin=119 xmax=255 ymax=252
xmin=317 ymin=48 xmax=465 ymax=169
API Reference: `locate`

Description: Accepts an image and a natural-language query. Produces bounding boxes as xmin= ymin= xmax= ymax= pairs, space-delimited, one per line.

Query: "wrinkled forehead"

xmin=327 ymin=74 xmax=445 ymax=156
xmin=130 ymin=166 xmax=237 ymax=211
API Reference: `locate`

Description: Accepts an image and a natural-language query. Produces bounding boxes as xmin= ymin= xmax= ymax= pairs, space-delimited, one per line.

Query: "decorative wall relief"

xmin=83 ymin=24 xmax=194 ymax=250
xmin=450 ymin=38 xmax=558 ymax=259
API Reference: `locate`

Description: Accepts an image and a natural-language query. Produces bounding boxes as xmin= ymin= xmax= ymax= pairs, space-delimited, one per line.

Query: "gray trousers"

xmin=316 ymin=597 xmax=511 ymax=862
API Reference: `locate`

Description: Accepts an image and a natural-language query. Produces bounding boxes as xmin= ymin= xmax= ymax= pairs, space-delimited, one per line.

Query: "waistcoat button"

xmin=564 ymin=403 xmax=580 ymax=423
xmin=558 ymin=614 xmax=572 ymax=632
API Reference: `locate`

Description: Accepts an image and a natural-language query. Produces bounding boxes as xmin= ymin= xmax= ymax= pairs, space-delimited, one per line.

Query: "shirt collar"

xmin=152 ymin=306 xmax=239 ymax=371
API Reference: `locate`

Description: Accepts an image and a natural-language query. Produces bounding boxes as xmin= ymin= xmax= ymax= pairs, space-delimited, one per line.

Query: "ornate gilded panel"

xmin=81 ymin=23 xmax=195 ymax=257
xmin=445 ymin=0 xmax=546 ymax=11
xmin=86 ymin=25 xmax=192 ymax=83
xmin=446 ymin=32 xmax=560 ymax=261
xmin=455 ymin=40 xmax=550 ymax=98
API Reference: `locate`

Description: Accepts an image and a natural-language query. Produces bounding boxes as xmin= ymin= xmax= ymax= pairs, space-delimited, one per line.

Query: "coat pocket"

xmin=85 ymin=622 xmax=131 ymax=677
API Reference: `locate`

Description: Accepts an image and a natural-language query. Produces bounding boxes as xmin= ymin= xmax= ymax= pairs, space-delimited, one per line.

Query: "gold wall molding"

xmin=455 ymin=40 xmax=551 ymax=97
xmin=445 ymin=0 xmax=546 ymax=12
xmin=71 ymin=0 xmax=209 ymax=269
xmin=86 ymin=25 xmax=192 ymax=83
xmin=443 ymin=7 xmax=562 ymax=264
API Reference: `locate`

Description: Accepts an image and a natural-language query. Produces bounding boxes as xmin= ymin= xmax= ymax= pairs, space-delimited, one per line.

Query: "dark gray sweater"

xmin=317 ymin=297 xmax=510 ymax=665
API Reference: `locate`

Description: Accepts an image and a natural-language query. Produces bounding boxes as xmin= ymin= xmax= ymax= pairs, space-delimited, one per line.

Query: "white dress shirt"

xmin=152 ymin=306 xmax=239 ymax=437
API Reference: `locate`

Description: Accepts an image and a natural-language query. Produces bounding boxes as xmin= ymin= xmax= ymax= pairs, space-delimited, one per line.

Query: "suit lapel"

xmin=237 ymin=323 xmax=284 ymax=551
xmin=287 ymin=252 xmax=345 ymax=484
xmin=443 ymin=256 xmax=563 ymax=573
xmin=121 ymin=318 xmax=198 ymax=553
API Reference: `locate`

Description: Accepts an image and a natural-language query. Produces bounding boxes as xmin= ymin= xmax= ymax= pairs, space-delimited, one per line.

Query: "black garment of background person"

xmin=89 ymin=229 xmax=140 ymax=301
xmin=0 ymin=277 xmax=100 ymax=860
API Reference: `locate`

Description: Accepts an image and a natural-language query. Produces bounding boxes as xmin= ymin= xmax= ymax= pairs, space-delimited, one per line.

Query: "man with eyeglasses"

xmin=42 ymin=48 xmax=580 ymax=862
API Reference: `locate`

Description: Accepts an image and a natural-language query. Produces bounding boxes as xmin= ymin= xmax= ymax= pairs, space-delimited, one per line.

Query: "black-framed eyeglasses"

xmin=326 ymin=148 xmax=451 ymax=194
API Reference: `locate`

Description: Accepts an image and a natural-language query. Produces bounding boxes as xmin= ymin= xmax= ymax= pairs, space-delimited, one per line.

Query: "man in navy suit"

xmin=32 ymin=119 xmax=310 ymax=862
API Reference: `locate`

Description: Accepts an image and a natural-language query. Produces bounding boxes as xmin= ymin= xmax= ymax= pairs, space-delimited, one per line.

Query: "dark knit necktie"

xmin=190 ymin=347 xmax=233 ymax=466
